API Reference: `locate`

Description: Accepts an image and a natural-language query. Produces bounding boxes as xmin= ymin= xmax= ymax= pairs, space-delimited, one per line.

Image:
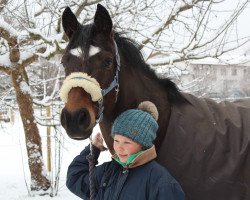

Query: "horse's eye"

xmin=103 ymin=59 xmax=113 ymax=68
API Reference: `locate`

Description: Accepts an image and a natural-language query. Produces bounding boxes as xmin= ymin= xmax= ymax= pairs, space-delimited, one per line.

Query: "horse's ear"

xmin=62 ymin=7 xmax=79 ymax=39
xmin=93 ymin=4 xmax=113 ymax=35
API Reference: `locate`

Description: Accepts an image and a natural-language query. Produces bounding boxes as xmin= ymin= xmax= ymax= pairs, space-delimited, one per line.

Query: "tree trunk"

xmin=11 ymin=68 xmax=51 ymax=192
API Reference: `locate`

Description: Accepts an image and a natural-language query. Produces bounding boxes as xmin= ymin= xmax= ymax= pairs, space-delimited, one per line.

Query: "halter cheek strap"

xmin=95 ymin=42 xmax=121 ymax=124
xmin=60 ymin=41 xmax=120 ymax=125
xmin=102 ymin=42 xmax=120 ymax=97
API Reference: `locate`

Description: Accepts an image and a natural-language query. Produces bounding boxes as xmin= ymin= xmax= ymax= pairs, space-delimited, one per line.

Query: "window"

xmin=221 ymin=68 xmax=226 ymax=76
xmin=232 ymin=68 xmax=237 ymax=76
xmin=244 ymin=69 xmax=247 ymax=77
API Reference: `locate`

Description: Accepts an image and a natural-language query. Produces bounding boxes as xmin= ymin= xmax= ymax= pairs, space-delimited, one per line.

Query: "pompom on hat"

xmin=111 ymin=101 xmax=159 ymax=148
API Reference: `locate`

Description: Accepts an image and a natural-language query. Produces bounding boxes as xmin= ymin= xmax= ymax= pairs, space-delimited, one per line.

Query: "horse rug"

xmin=158 ymin=93 xmax=250 ymax=200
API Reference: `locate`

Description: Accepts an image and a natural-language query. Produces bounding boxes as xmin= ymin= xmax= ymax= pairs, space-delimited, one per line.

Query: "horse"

xmin=60 ymin=4 xmax=250 ymax=200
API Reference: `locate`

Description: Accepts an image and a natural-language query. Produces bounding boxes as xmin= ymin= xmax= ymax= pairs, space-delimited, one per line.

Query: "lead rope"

xmin=87 ymin=136 xmax=95 ymax=200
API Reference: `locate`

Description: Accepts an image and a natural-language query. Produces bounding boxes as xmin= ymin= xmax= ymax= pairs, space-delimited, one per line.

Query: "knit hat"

xmin=111 ymin=101 xmax=159 ymax=148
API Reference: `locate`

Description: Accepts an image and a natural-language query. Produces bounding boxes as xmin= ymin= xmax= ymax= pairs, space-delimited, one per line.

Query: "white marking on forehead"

xmin=89 ymin=45 xmax=101 ymax=57
xmin=70 ymin=47 xmax=83 ymax=58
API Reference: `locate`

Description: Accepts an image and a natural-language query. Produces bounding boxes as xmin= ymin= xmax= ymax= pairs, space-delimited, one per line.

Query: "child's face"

xmin=113 ymin=134 xmax=142 ymax=163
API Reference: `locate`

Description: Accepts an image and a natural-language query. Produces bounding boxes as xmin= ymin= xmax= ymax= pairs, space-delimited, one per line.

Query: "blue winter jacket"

xmin=66 ymin=144 xmax=185 ymax=200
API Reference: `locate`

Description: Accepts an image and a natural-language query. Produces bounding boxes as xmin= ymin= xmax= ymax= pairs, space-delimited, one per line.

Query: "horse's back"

xmin=157 ymin=93 xmax=250 ymax=200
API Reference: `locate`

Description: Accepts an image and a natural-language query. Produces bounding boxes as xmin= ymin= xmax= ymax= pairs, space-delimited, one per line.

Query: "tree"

xmin=0 ymin=0 xmax=249 ymax=196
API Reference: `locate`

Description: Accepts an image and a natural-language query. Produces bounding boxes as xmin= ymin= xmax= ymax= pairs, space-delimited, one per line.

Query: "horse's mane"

xmin=114 ymin=32 xmax=186 ymax=104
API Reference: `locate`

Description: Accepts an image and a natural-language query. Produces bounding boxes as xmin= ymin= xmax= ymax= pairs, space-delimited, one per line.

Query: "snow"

xmin=0 ymin=111 xmax=111 ymax=199
xmin=20 ymin=81 xmax=32 ymax=95
xmin=148 ymin=54 xmax=181 ymax=66
xmin=36 ymin=44 xmax=57 ymax=58
xmin=0 ymin=51 xmax=11 ymax=67
xmin=189 ymin=54 xmax=250 ymax=66
xmin=0 ymin=16 xmax=19 ymax=37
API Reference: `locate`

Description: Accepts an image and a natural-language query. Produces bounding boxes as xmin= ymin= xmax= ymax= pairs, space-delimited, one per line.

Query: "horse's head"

xmin=60 ymin=4 xmax=119 ymax=140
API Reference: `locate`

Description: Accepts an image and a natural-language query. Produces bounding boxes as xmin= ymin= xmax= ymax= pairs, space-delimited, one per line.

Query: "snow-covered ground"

xmin=0 ymin=111 xmax=111 ymax=200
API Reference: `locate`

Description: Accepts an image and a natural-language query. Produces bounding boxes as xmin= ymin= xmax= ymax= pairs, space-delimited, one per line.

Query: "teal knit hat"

xmin=111 ymin=101 xmax=159 ymax=148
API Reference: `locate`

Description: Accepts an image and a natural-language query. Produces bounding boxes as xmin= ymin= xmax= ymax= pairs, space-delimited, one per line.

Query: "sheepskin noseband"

xmin=60 ymin=72 xmax=102 ymax=103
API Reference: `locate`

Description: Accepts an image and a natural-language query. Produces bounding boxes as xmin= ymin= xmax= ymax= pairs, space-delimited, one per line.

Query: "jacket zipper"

xmin=113 ymin=167 xmax=129 ymax=200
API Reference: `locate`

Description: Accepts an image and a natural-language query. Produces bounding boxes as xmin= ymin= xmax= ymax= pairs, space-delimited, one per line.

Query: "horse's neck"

xmin=100 ymin=65 xmax=172 ymax=152
xmin=118 ymin=66 xmax=172 ymax=149
xmin=119 ymin=66 xmax=168 ymax=105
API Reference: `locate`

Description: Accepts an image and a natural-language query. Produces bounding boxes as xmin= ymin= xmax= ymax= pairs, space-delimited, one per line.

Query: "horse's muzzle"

xmin=60 ymin=107 xmax=92 ymax=140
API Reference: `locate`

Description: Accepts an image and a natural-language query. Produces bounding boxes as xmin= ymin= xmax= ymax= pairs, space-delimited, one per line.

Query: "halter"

xmin=97 ymin=42 xmax=120 ymax=124
xmin=60 ymin=41 xmax=120 ymax=125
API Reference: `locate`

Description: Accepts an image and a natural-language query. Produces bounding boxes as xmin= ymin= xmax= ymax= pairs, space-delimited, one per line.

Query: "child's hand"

xmin=92 ymin=132 xmax=107 ymax=151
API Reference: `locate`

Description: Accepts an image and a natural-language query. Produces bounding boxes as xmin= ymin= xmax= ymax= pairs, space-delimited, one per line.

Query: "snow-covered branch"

xmin=0 ymin=65 xmax=11 ymax=74
xmin=139 ymin=0 xmax=204 ymax=48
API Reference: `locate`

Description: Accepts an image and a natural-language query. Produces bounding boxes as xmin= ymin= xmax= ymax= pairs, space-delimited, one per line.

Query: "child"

xmin=66 ymin=101 xmax=185 ymax=200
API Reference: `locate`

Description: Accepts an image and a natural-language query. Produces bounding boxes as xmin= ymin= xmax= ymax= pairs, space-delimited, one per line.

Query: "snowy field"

xmin=0 ymin=111 xmax=111 ymax=200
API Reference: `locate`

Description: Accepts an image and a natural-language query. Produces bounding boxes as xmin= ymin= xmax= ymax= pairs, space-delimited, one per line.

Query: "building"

xmin=183 ymin=57 xmax=250 ymax=99
xmin=153 ymin=56 xmax=250 ymax=99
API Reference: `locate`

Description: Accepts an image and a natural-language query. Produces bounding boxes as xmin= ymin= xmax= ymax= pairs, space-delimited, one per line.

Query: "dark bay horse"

xmin=60 ymin=4 xmax=250 ymax=200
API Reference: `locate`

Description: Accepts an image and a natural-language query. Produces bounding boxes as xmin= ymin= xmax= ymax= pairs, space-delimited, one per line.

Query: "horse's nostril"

xmin=78 ymin=111 xmax=86 ymax=124
xmin=60 ymin=108 xmax=68 ymax=128
xmin=78 ymin=109 xmax=90 ymax=131
xmin=60 ymin=108 xmax=91 ymax=136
